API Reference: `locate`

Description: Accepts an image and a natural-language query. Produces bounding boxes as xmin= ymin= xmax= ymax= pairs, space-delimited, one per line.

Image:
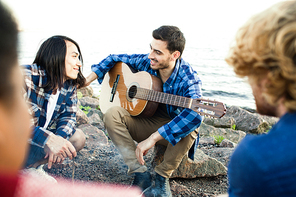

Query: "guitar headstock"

xmin=191 ymin=98 xmax=226 ymax=118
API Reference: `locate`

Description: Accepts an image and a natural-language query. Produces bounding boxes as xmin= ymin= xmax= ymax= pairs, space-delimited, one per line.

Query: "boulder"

xmin=260 ymin=115 xmax=279 ymax=127
xmin=200 ymin=147 xmax=234 ymax=167
xmin=87 ymin=109 xmax=104 ymax=122
xmin=224 ymin=106 xmax=271 ymax=134
xmin=199 ymin=122 xmax=246 ymax=143
xmin=78 ymin=124 xmax=108 ymax=148
xmin=78 ymin=86 xmax=93 ymax=98
xmin=152 ymin=145 xmax=227 ymax=178
xmin=87 ymin=109 xmax=105 ymax=130
xmin=203 ymin=116 xmax=236 ymax=129
xmin=77 ymin=107 xmax=89 ymax=125
xmin=219 ymin=139 xmax=236 ymax=148
xmin=199 ymin=137 xmax=215 ymax=147
xmin=79 ymin=96 xmax=100 ymax=109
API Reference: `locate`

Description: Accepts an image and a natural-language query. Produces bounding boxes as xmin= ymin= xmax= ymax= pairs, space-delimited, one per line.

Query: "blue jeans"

xmin=24 ymin=144 xmax=46 ymax=168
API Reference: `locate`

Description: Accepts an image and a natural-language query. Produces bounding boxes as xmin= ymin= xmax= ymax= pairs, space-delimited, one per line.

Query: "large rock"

xmin=87 ymin=109 xmax=105 ymax=130
xmin=199 ymin=122 xmax=246 ymax=143
xmin=78 ymin=124 xmax=108 ymax=148
xmin=224 ymin=106 xmax=271 ymax=134
xmin=172 ymin=150 xmax=227 ymax=178
xmin=77 ymin=107 xmax=89 ymax=125
xmin=203 ymin=116 xmax=236 ymax=129
xmin=200 ymin=147 xmax=234 ymax=167
xmin=78 ymin=86 xmax=93 ymax=98
xmin=219 ymin=139 xmax=236 ymax=148
xmin=79 ymin=96 xmax=100 ymax=109
xmin=199 ymin=137 xmax=215 ymax=147
xmin=260 ymin=115 xmax=279 ymax=127
xmin=152 ymin=145 xmax=227 ymax=178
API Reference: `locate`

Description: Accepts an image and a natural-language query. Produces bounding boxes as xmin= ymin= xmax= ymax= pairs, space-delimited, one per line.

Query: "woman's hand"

xmin=44 ymin=134 xmax=77 ymax=169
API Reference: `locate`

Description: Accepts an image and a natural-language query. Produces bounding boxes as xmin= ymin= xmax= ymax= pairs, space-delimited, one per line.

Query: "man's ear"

xmin=171 ymin=51 xmax=181 ymax=61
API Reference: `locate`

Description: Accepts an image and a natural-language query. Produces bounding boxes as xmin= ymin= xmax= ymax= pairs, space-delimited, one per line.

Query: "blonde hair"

xmin=226 ymin=1 xmax=296 ymax=112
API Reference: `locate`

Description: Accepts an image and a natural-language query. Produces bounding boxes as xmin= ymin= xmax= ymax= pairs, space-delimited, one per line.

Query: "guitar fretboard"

xmin=135 ymin=87 xmax=192 ymax=108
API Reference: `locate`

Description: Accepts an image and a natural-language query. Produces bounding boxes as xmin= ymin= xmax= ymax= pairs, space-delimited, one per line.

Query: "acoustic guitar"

xmin=99 ymin=62 xmax=226 ymax=118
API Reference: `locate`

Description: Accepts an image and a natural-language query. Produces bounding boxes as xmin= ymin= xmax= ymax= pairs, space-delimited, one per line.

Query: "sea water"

xmin=17 ymin=30 xmax=255 ymax=111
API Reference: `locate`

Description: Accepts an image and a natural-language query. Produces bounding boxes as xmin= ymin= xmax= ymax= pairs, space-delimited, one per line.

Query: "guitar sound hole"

xmin=129 ymin=85 xmax=137 ymax=98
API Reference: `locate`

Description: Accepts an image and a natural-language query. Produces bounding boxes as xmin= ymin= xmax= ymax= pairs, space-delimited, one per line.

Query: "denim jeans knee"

xmin=24 ymin=144 xmax=46 ymax=168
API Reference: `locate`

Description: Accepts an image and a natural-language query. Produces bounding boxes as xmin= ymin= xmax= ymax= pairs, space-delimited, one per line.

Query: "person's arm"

xmin=44 ymin=134 xmax=76 ymax=169
xmin=22 ymin=65 xmax=77 ymax=168
xmin=25 ymin=92 xmax=73 ymax=159
xmin=54 ymin=86 xmax=77 ymax=139
xmin=135 ymin=66 xmax=202 ymax=163
xmin=45 ymin=86 xmax=78 ymax=168
xmin=84 ymin=72 xmax=98 ymax=87
xmin=22 ymin=64 xmax=54 ymax=148
xmin=28 ymin=101 xmax=76 ymax=169
xmin=135 ymin=131 xmax=164 ymax=165
xmin=134 ymin=106 xmax=202 ymax=165
xmin=91 ymin=54 xmax=150 ymax=84
xmin=158 ymin=81 xmax=203 ymax=146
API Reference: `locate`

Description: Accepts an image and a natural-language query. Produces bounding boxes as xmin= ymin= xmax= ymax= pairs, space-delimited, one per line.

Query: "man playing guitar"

xmin=86 ymin=25 xmax=203 ymax=197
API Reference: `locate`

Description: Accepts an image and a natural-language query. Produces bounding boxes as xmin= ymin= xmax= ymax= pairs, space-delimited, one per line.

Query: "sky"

xmin=3 ymin=0 xmax=285 ymax=38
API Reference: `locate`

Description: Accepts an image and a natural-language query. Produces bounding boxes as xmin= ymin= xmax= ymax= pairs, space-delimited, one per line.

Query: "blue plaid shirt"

xmin=22 ymin=64 xmax=78 ymax=148
xmin=92 ymin=54 xmax=202 ymax=160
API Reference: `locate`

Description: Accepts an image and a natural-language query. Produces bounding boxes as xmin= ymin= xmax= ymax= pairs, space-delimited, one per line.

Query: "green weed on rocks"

xmin=213 ymin=135 xmax=225 ymax=145
xmin=79 ymin=105 xmax=91 ymax=115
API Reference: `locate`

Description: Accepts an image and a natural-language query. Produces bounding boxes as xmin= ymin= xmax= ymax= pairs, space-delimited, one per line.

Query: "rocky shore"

xmin=45 ymin=87 xmax=279 ymax=197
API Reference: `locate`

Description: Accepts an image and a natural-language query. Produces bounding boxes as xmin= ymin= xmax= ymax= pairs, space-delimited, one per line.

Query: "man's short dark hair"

xmin=152 ymin=25 xmax=186 ymax=59
xmin=0 ymin=2 xmax=18 ymax=102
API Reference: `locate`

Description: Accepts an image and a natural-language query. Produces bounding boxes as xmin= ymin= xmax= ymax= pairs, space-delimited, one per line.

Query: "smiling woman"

xmin=33 ymin=36 xmax=85 ymax=92
xmin=65 ymin=40 xmax=83 ymax=81
xmin=22 ymin=35 xmax=86 ymax=171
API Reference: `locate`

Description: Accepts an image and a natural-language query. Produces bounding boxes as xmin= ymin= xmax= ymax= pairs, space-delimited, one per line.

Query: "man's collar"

xmin=165 ymin=59 xmax=181 ymax=85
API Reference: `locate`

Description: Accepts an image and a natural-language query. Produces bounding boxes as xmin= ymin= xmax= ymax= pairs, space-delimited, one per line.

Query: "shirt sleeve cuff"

xmin=30 ymin=126 xmax=53 ymax=148
xmin=158 ymin=125 xmax=178 ymax=146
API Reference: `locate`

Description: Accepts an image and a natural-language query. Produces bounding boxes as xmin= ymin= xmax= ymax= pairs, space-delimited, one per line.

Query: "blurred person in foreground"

xmin=0 ymin=2 xmax=141 ymax=196
xmin=225 ymin=1 xmax=296 ymax=196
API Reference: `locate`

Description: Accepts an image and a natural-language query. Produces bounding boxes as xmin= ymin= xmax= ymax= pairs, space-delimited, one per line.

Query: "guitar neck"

xmin=101 ymin=62 xmax=226 ymax=118
xmin=135 ymin=87 xmax=192 ymax=108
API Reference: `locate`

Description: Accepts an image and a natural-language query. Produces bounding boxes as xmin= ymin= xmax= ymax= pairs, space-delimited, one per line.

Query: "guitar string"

xmin=110 ymin=88 xmax=220 ymax=108
xmin=135 ymin=88 xmax=220 ymax=117
xmin=134 ymin=87 xmax=192 ymax=108
xmin=108 ymin=87 xmax=225 ymax=117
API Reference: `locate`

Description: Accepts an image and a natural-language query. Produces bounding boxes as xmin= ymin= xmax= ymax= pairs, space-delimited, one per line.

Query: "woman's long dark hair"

xmin=33 ymin=35 xmax=86 ymax=91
